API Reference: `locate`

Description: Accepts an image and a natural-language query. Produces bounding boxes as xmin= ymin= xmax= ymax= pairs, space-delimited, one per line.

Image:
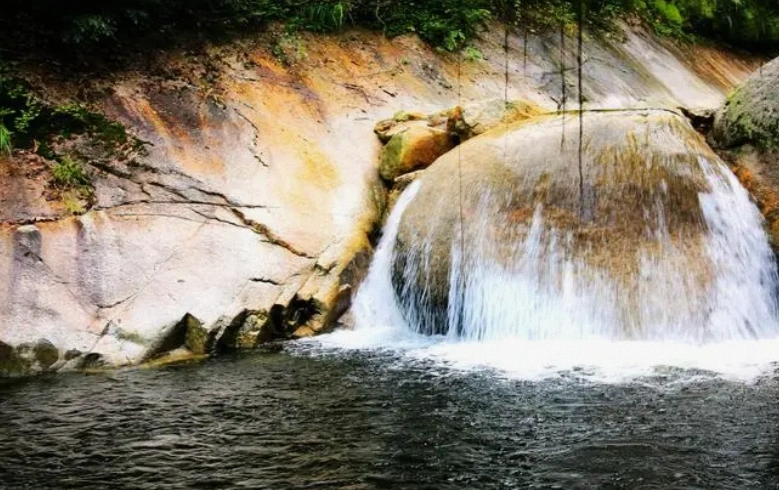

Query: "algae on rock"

xmin=711 ymin=56 xmax=779 ymax=253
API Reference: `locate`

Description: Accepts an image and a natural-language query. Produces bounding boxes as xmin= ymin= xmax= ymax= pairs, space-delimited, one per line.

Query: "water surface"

xmin=2 ymin=347 xmax=779 ymax=489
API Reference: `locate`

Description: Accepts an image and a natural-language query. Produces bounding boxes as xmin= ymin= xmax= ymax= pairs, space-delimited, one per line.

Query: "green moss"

xmin=380 ymin=132 xmax=405 ymax=181
xmin=115 ymin=329 xmax=148 ymax=345
xmin=32 ymin=340 xmax=59 ymax=369
xmin=720 ymin=84 xmax=779 ymax=151
xmin=237 ymin=312 xmax=270 ymax=348
xmin=0 ymin=342 xmax=32 ymax=377
xmin=183 ymin=315 xmax=208 ymax=354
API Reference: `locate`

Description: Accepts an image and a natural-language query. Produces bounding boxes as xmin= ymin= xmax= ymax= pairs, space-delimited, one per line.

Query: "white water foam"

xmin=308 ymin=159 xmax=779 ymax=384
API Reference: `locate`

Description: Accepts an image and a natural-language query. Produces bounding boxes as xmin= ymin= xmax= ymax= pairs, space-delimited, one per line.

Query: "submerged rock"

xmin=393 ymin=110 xmax=777 ymax=340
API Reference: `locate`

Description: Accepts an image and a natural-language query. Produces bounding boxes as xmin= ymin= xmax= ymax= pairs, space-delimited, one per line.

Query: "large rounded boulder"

xmin=710 ymin=57 xmax=779 ymax=251
xmin=711 ymin=57 xmax=779 ymax=150
xmin=391 ymin=110 xmax=778 ymax=340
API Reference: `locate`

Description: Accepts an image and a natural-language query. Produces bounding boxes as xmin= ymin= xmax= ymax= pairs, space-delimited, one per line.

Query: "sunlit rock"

xmin=393 ymin=110 xmax=779 ymax=340
xmin=379 ymin=124 xmax=455 ymax=181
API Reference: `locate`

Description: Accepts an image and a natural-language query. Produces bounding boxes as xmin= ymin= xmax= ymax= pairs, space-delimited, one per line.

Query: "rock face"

xmin=393 ymin=110 xmax=745 ymax=338
xmin=710 ymin=56 xmax=779 ymax=251
xmin=0 ymin=23 xmax=758 ymax=376
xmin=0 ymin=63 xmax=386 ymax=376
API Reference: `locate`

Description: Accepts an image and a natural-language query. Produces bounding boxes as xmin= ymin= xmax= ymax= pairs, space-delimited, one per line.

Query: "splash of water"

xmin=334 ymin=158 xmax=779 ymax=382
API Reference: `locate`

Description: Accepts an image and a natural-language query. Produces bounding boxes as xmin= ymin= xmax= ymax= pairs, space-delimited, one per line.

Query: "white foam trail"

xmin=326 ymin=159 xmax=779 ymax=384
xmin=351 ymin=180 xmax=421 ymax=329
xmin=305 ymin=332 xmax=779 ymax=383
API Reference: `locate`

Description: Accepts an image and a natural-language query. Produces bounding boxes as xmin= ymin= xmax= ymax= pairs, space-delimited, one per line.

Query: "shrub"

xmin=653 ymin=0 xmax=684 ymax=25
xmin=0 ymin=121 xmax=11 ymax=156
xmin=0 ymin=0 xmax=776 ymax=61
xmin=52 ymin=155 xmax=90 ymax=189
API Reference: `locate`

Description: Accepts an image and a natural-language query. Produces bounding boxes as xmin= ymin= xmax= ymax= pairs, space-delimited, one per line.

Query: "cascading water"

xmin=355 ymin=156 xmax=779 ymax=342
xmin=326 ymin=110 xmax=779 ymax=382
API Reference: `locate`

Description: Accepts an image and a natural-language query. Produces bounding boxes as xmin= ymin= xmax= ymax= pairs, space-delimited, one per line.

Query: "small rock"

xmin=32 ymin=339 xmax=59 ymax=370
xmin=450 ymin=98 xmax=542 ymax=140
xmin=379 ymin=125 xmax=455 ymax=181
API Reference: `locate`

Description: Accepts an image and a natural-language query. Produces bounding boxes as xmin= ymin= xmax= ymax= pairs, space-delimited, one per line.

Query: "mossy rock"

xmin=32 ymin=339 xmax=59 ymax=370
xmin=0 ymin=341 xmax=32 ymax=377
xmin=237 ymin=312 xmax=270 ymax=348
xmin=183 ymin=315 xmax=208 ymax=355
xmin=379 ymin=125 xmax=455 ymax=181
xmin=447 ymin=98 xmax=543 ymax=140
xmin=142 ymin=313 xmax=205 ymax=361
xmin=711 ymin=57 xmax=779 ymax=151
xmin=392 ymin=110 xmax=427 ymax=123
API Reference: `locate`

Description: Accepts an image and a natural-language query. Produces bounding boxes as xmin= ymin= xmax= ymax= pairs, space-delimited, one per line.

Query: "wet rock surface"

xmin=710 ymin=57 xmax=779 ymax=252
xmin=0 ymin=24 xmax=758 ymax=376
xmin=393 ymin=110 xmax=740 ymax=336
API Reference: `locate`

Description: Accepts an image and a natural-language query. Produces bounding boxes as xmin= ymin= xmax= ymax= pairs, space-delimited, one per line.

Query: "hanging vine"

xmin=577 ymin=0 xmax=585 ymax=217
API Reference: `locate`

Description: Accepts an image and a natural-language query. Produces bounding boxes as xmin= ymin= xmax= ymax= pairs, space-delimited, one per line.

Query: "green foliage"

xmin=0 ymin=66 xmax=45 ymax=149
xmin=368 ymin=0 xmax=493 ymax=50
xmin=0 ymin=122 xmax=11 ymax=156
xmin=62 ymin=190 xmax=87 ymax=215
xmin=635 ymin=0 xmax=779 ymax=46
xmin=300 ymin=1 xmax=351 ymax=32
xmin=464 ymin=46 xmax=485 ymax=61
xmin=0 ymin=63 xmax=134 ymax=208
xmin=64 ymin=15 xmax=118 ymax=45
xmin=52 ymin=155 xmax=90 ymax=189
xmin=0 ymin=0 xmax=776 ymax=59
xmin=1 ymin=0 xmax=494 ymax=53
xmin=0 ymin=64 xmax=132 ymax=156
xmin=653 ymin=0 xmax=684 ymax=25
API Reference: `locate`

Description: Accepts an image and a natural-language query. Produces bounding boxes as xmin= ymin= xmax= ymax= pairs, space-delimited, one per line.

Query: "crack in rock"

xmin=250 ymin=277 xmax=282 ymax=286
xmin=230 ymin=208 xmax=314 ymax=259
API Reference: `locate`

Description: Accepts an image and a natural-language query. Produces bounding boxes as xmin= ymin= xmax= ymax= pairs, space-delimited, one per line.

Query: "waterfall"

xmin=352 ymin=180 xmax=422 ymax=330
xmin=354 ymin=157 xmax=779 ymax=344
xmin=318 ymin=110 xmax=779 ymax=383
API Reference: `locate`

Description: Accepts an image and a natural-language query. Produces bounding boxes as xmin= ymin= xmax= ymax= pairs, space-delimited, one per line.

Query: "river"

xmin=2 ymin=341 xmax=779 ymax=489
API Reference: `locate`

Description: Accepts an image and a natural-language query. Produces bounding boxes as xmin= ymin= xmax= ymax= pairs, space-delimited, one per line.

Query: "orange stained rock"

xmin=128 ymin=96 xmax=225 ymax=176
xmin=733 ymin=164 xmax=779 ymax=248
xmin=682 ymin=44 xmax=764 ymax=92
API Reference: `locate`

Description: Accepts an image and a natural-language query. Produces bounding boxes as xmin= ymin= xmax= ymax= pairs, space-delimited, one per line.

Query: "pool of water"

xmin=2 ymin=342 xmax=779 ymax=489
